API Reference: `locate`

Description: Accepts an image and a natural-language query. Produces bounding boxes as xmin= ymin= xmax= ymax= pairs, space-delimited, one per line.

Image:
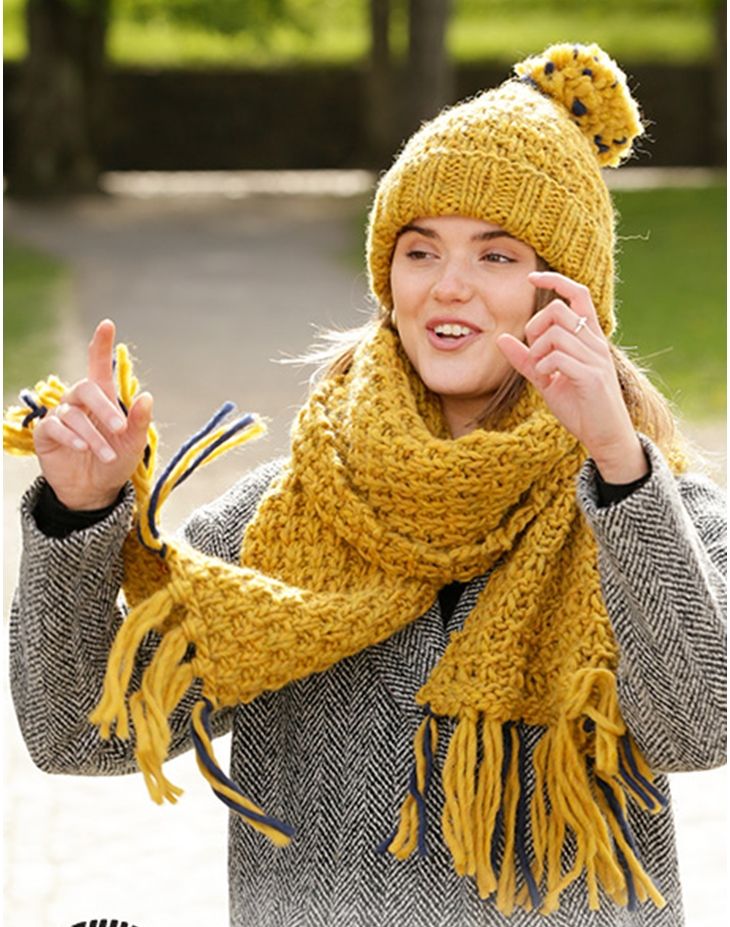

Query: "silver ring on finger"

xmin=573 ymin=315 xmax=589 ymax=335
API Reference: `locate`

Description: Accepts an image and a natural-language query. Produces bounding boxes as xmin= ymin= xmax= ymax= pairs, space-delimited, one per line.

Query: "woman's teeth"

xmin=433 ymin=323 xmax=474 ymax=337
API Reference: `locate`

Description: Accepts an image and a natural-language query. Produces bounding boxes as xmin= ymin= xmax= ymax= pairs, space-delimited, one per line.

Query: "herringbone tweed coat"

xmin=9 ymin=437 xmax=726 ymax=927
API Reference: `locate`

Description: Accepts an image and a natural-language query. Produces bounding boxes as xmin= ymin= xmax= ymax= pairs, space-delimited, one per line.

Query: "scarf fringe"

xmin=190 ymin=699 xmax=294 ymax=846
xmin=383 ymin=670 xmax=666 ymax=916
xmin=378 ymin=708 xmax=439 ymax=859
xmin=137 ymin=402 xmax=266 ymax=556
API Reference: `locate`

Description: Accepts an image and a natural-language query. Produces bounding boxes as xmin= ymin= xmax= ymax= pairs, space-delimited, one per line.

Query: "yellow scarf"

xmin=4 ymin=327 xmax=671 ymax=915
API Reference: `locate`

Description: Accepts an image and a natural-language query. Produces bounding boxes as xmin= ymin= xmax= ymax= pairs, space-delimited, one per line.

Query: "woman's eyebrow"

xmin=398 ymin=223 xmax=438 ymax=239
xmin=471 ymin=230 xmax=517 ymax=242
xmin=398 ymin=223 xmax=516 ymax=242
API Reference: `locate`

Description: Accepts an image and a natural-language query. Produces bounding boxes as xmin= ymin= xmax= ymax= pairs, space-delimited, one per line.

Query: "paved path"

xmin=3 ymin=181 xmax=726 ymax=927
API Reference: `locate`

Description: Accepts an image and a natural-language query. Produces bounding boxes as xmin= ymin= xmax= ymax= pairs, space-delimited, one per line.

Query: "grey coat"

xmin=9 ymin=436 xmax=726 ymax=927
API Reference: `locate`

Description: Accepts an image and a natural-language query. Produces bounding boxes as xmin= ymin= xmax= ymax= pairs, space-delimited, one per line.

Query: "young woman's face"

xmin=390 ymin=215 xmax=539 ymax=436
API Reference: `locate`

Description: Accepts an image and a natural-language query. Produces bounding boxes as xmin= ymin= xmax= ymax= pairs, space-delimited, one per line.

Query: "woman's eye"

xmin=406 ymin=249 xmax=434 ymax=260
xmin=481 ymin=252 xmax=514 ymax=264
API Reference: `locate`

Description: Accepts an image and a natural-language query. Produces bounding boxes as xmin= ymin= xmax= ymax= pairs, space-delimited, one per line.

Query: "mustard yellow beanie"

xmin=366 ymin=42 xmax=644 ymax=334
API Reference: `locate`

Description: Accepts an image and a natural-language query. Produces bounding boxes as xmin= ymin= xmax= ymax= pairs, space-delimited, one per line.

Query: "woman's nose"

xmin=431 ymin=261 xmax=473 ymax=303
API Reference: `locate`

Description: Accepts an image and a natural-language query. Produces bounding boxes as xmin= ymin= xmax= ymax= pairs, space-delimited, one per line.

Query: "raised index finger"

xmin=527 ymin=272 xmax=601 ymax=335
xmin=88 ymin=319 xmax=118 ymax=400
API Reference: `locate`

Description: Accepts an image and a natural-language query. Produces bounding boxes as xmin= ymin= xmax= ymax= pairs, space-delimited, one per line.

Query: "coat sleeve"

xmin=8 ymin=458 xmax=283 ymax=777
xmin=577 ymin=434 xmax=727 ymax=773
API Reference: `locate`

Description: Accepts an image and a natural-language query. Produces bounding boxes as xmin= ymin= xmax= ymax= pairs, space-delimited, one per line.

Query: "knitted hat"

xmin=366 ymin=42 xmax=644 ymax=335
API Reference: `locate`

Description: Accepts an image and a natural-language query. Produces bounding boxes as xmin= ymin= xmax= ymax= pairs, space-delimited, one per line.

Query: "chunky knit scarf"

xmin=4 ymin=327 xmax=672 ymax=916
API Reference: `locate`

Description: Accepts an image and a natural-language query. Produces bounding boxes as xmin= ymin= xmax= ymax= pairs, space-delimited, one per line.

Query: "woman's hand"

xmin=33 ymin=319 xmax=154 ymax=511
xmin=497 ymin=271 xmax=648 ymax=483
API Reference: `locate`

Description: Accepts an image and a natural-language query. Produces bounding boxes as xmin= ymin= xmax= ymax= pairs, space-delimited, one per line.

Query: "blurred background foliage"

xmin=3 ymin=240 xmax=67 ymax=395
xmin=612 ymin=185 xmax=726 ymax=419
xmin=2 ymin=0 xmax=720 ymax=67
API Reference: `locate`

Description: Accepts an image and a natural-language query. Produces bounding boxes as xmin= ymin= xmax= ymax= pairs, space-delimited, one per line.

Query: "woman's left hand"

xmin=497 ymin=271 xmax=649 ymax=483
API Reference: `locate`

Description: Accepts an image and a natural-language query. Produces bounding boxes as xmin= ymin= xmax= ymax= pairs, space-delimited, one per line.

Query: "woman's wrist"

xmin=590 ymin=433 xmax=649 ymax=485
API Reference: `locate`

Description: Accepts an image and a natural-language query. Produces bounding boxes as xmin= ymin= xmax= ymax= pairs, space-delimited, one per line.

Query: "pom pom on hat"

xmin=513 ymin=43 xmax=644 ymax=167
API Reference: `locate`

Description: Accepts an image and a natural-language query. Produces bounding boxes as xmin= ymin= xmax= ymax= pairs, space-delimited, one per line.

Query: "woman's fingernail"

xmin=73 ymin=439 xmax=88 ymax=451
xmin=100 ymin=447 xmax=117 ymax=463
xmin=108 ymin=416 xmax=125 ymax=432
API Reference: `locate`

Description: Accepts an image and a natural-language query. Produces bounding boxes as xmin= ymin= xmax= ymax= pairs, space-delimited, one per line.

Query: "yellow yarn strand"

xmin=129 ymin=689 xmax=185 ymax=805
xmin=495 ymin=725 xmax=521 ymax=916
xmin=384 ymin=713 xmax=439 ymax=860
xmin=474 ymin=719 xmax=503 ymax=899
xmin=3 ymin=375 xmax=66 ymax=455
xmin=89 ymin=586 xmax=178 ymax=739
xmin=441 ymin=714 xmax=472 ymax=875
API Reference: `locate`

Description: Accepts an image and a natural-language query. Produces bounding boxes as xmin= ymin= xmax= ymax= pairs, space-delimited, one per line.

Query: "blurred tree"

xmin=405 ymin=0 xmax=453 ymax=135
xmin=366 ymin=0 xmax=454 ymax=165
xmin=6 ymin=0 xmax=297 ymax=196
xmin=711 ymin=0 xmax=725 ymax=162
xmin=9 ymin=0 xmax=109 ymax=196
xmin=366 ymin=0 xmax=395 ymax=163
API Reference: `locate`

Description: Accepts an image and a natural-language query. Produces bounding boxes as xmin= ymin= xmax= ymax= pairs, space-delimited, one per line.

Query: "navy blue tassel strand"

xmin=412 ymin=705 xmax=436 ymax=856
xmin=594 ymin=775 xmax=640 ymax=911
xmin=191 ymin=698 xmax=295 ymax=838
xmin=19 ymin=391 xmax=48 ymax=428
xmin=515 ymin=725 xmax=542 ymax=909
xmin=141 ymin=402 xmax=257 ymax=556
xmin=490 ymin=721 xmax=514 ymax=877
xmin=377 ymin=706 xmax=437 ymax=857
xmin=619 ymin=734 xmax=668 ymax=811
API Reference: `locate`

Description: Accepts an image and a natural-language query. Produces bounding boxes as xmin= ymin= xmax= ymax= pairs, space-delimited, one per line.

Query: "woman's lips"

xmin=426 ymin=327 xmax=481 ymax=351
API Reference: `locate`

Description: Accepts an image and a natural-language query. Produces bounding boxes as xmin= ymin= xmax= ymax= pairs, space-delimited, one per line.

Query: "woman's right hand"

xmin=34 ymin=319 xmax=154 ymax=511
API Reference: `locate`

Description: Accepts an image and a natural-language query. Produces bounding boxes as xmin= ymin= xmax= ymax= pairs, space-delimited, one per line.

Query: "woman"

xmin=7 ymin=43 xmax=726 ymax=926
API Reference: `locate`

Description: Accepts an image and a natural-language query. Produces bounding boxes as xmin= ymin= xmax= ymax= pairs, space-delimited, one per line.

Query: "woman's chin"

xmin=419 ymin=371 xmax=498 ymax=404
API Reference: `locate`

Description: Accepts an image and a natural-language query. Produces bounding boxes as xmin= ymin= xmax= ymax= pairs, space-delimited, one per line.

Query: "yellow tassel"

xmin=534 ymin=667 xmax=666 ymax=913
xmin=384 ymin=713 xmax=438 ymax=860
xmin=594 ymin=778 xmax=666 ymax=909
xmin=544 ymin=715 xmax=625 ymax=910
xmin=495 ymin=724 xmax=520 ymax=915
xmin=138 ymin=625 xmax=193 ymax=743
xmin=527 ymin=729 xmax=550 ymax=893
xmin=129 ymin=689 xmax=184 ymax=804
xmin=89 ymin=586 xmax=177 ymax=739
xmin=118 ymin=625 xmax=194 ymax=806
xmin=388 ymin=794 xmax=419 ymax=859
xmin=190 ymin=701 xmax=292 ymax=847
xmin=441 ymin=713 xmax=479 ymax=875
xmin=474 ymin=718 xmax=503 ymax=898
